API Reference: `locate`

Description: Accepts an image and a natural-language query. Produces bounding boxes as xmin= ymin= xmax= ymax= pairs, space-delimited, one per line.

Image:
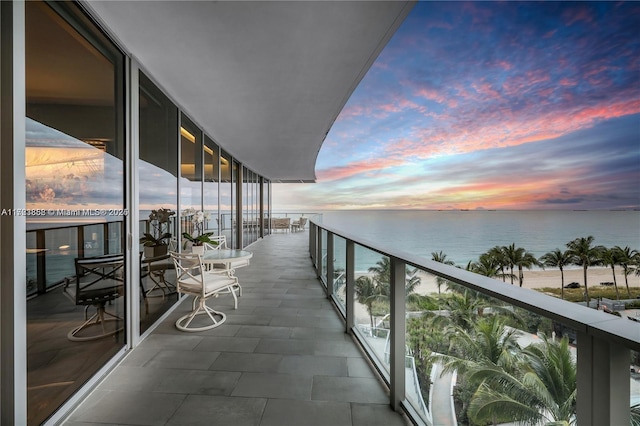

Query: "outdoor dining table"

xmin=200 ymin=248 xmax=253 ymax=271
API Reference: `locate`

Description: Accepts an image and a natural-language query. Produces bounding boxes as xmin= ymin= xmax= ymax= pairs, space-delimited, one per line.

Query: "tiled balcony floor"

xmin=64 ymin=231 xmax=409 ymax=426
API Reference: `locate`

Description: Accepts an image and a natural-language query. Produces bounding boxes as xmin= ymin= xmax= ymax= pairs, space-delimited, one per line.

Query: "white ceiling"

xmin=84 ymin=1 xmax=414 ymax=182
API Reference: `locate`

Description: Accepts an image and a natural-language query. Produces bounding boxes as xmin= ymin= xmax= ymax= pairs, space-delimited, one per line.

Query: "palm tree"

xmin=601 ymin=248 xmax=621 ymax=299
xmin=429 ymin=315 xmax=522 ymax=424
xmin=435 ymin=316 xmax=521 ymax=374
xmin=487 ymin=245 xmax=508 ymax=282
xmin=468 ymin=253 xmax=512 ymax=281
xmin=431 ymin=251 xmax=455 ymax=294
xmin=368 ymin=257 xmax=391 ymax=285
xmin=613 ymin=245 xmax=638 ymax=298
xmin=368 ymin=257 xmax=421 ymax=300
xmin=539 ymin=248 xmax=574 ymax=300
xmin=566 ymin=236 xmax=605 ymax=304
xmin=503 ymin=243 xmax=539 ymax=287
xmin=354 ymin=276 xmax=380 ymax=329
xmin=468 ymin=336 xmax=577 ymax=425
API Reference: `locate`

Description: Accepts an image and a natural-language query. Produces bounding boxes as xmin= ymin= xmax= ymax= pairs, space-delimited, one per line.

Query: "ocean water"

xmin=318 ymin=210 xmax=640 ymax=270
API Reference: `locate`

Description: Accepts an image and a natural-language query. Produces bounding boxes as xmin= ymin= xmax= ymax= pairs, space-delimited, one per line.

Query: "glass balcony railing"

xmin=309 ymin=220 xmax=640 ymax=426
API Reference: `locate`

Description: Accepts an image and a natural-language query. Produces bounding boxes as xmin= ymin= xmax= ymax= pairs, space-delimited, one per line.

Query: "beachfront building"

xmin=1 ymin=1 xmax=637 ymax=425
xmin=0 ymin=1 xmax=414 ymax=424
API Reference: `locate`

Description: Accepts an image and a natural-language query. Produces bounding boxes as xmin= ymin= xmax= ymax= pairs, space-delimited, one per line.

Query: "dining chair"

xmin=170 ymin=251 xmax=240 ymax=331
xmin=63 ymin=254 xmax=125 ymax=341
xmin=203 ymin=235 xmax=227 ymax=249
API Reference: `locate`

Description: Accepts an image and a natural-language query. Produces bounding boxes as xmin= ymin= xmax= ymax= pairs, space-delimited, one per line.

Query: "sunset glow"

xmin=274 ymin=1 xmax=640 ymax=211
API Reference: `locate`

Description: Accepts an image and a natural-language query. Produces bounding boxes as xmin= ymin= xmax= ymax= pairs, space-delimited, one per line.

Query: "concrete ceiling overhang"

xmin=84 ymin=1 xmax=415 ymax=182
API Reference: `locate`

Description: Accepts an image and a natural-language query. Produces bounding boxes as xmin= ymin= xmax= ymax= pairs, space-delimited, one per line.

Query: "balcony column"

xmin=576 ymin=332 xmax=630 ymax=425
xmin=326 ymin=232 xmax=334 ymax=298
xmin=1 ymin=1 xmax=27 ymax=423
xmin=389 ymin=257 xmax=406 ymax=411
xmin=345 ymin=240 xmax=355 ymax=334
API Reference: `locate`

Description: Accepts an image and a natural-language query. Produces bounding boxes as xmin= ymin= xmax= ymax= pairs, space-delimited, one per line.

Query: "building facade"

xmin=0 ymin=1 xmax=414 ymax=424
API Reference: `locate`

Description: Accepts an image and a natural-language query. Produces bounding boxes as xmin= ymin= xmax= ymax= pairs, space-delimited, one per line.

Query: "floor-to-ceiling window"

xmin=139 ymin=71 xmax=179 ymax=333
xmin=242 ymin=167 xmax=249 ymax=244
xmin=25 ymin=1 xmax=125 ymax=424
xmin=179 ymin=114 xmax=203 ymax=242
xmin=263 ymin=178 xmax=271 ymax=236
xmin=232 ymin=160 xmax=240 ymax=248
xmin=220 ymin=150 xmax=233 ymax=246
xmin=204 ymin=136 xmax=220 ymax=236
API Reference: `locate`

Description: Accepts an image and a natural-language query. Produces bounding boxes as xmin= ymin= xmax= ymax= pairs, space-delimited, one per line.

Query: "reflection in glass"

xmin=263 ymin=179 xmax=270 ymax=235
xmin=353 ymin=250 xmax=390 ymax=376
xmin=204 ymin=136 xmax=219 ymax=236
xmin=232 ymin=160 xmax=239 ymax=248
xmin=220 ymin=151 xmax=233 ymax=245
xmin=139 ymin=71 xmax=179 ymax=333
xmin=333 ymin=236 xmax=347 ymax=313
xmin=25 ymin=2 xmax=126 ymax=424
xmin=180 ymin=114 xmax=202 ymax=214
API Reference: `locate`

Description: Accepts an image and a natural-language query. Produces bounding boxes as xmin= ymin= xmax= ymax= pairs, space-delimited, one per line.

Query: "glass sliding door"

xmin=220 ymin=150 xmax=233 ymax=245
xmin=263 ymin=179 xmax=271 ymax=235
xmin=139 ymin=71 xmax=179 ymax=333
xmin=25 ymin=1 xmax=126 ymax=424
xmin=180 ymin=114 xmax=203 ymax=243
xmin=204 ymin=136 xmax=220 ymax=236
xmin=232 ymin=160 xmax=240 ymax=248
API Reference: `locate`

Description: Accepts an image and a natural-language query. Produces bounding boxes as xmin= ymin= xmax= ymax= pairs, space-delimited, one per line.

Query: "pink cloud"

xmin=316 ymin=157 xmax=406 ymax=182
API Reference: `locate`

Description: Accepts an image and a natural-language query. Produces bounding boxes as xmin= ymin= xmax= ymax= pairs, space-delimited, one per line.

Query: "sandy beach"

xmin=350 ymin=267 xmax=640 ymax=326
xmin=409 ymin=266 xmax=640 ymax=295
xmin=350 ymin=267 xmax=640 ymax=297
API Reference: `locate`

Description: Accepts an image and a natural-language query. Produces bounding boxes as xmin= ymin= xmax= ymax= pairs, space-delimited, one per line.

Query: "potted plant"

xmin=182 ymin=210 xmax=217 ymax=255
xmin=140 ymin=207 xmax=175 ymax=258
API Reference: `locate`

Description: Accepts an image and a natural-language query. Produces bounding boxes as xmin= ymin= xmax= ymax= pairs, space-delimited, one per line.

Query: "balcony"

xmin=62 ymin=230 xmax=409 ymax=426
xmin=42 ymin=217 xmax=639 ymax=425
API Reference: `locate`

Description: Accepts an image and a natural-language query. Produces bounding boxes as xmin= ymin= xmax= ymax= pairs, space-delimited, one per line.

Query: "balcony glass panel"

xmin=320 ymin=229 xmax=328 ymax=288
xmin=353 ymin=248 xmax=391 ymax=377
xmin=332 ymin=235 xmax=347 ymax=313
xmin=404 ymin=269 xmax=579 ymax=426
xmin=633 ymin=349 xmax=640 ymax=422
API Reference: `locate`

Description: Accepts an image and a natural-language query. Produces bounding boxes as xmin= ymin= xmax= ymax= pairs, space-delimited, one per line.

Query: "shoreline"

xmin=352 ymin=266 xmax=640 ymax=295
xmin=416 ymin=266 xmax=640 ymax=295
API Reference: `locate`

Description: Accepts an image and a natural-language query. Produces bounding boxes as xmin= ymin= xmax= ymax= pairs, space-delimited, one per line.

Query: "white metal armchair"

xmin=170 ymin=251 xmax=240 ymax=332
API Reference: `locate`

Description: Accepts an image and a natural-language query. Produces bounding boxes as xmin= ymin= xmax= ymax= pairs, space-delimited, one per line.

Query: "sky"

xmin=272 ymin=1 xmax=640 ymax=211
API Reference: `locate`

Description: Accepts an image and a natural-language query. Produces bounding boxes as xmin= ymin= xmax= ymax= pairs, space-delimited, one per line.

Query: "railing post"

xmin=317 ymin=228 xmax=323 ymax=282
xmin=576 ymin=332 xmax=630 ymax=426
xmin=389 ymin=256 xmax=406 ymax=412
xmin=326 ymin=232 xmax=334 ymax=298
xmin=345 ymin=239 xmax=355 ymax=334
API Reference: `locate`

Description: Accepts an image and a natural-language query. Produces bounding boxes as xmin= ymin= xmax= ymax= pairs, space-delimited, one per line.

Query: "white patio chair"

xmin=170 ymin=251 xmax=240 ymax=332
